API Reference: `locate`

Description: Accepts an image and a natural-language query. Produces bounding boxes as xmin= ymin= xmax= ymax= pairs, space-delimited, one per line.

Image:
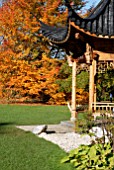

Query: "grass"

xmin=0 ymin=104 xmax=73 ymax=170
xmin=0 ymin=104 xmax=71 ymax=125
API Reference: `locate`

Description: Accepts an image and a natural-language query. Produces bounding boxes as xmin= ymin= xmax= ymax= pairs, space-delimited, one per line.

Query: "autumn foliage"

xmin=0 ymin=0 xmax=88 ymax=105
xmin=0 ymin=49 xmax=66 ymax=104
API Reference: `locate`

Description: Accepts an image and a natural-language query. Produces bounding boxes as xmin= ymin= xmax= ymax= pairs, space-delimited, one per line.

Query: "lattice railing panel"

xmin=97 ymin=60 xmax=114 ymax=73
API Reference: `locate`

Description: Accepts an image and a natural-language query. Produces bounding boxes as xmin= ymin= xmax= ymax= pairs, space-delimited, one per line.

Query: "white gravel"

xmin=38 ymin=132 xmax=92 ymax=152
xmin=17 ymin=125 xmax=103 ymax=153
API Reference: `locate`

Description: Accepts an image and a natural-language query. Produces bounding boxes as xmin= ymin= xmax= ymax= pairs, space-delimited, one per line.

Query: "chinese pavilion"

xmin=40 ymin=0 xmax=114 ymax=120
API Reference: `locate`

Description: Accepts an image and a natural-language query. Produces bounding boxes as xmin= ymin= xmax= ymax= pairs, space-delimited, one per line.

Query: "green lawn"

xmin=0 ymin=104 xmax=73 ymax=170
xmin=0 ymin=104 xmax=71 ymax=125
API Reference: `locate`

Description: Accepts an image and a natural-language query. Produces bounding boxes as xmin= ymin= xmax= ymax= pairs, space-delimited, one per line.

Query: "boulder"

xmin=32 ymin=125 xmax=47 ymax=135
xmin=89 ymin=126 xmax=109 ymax=143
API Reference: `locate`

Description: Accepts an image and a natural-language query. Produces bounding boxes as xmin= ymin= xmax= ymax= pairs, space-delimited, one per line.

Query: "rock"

xmin=32 ymin=125 xmax=47 ymax=135
xmin=89 ymin=126 xmax=109 ymax=143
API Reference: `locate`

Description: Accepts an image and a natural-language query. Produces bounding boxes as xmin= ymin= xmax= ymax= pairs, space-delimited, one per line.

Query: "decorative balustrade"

xmin=92 ymin=102 xmax=114 ymax=112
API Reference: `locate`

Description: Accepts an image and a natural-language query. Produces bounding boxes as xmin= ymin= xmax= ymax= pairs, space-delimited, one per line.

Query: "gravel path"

xmin=39 ymin=132 xmax=92 ymax=152
xmin=17 ymin=124 xmax=92 ymax=152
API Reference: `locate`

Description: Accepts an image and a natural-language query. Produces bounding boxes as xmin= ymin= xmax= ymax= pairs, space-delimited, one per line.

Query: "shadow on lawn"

xmin=0 ymin=122 xmax=16 ymax=135
xmin=0 ymin=122 xmax=15 ymax=126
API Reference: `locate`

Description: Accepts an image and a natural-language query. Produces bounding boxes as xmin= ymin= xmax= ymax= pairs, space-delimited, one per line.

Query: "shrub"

xmin=61 ymin=142 xmax=114 ymax=170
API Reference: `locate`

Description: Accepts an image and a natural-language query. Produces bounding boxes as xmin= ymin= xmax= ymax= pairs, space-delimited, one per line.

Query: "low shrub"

xmin=61 ymin=142 xmax=114 ymax=170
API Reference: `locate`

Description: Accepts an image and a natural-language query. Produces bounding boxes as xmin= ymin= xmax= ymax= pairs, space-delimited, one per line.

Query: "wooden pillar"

xmin=89 ymin=60 xmax=94 ymax=112
xmin=93 ymin=59 xmax=97 ymax=111
xmin=85 ymin=43 xmax=95 ymax=112
xmin=71 ymin=59 xmax=77 ymax=121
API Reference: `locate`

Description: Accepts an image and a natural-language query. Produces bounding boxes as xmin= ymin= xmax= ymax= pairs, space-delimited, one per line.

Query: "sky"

xmin=0 ymin=0 xmax=3 ymax=7
xmin=0 ymin=0 xmax=101 ymax=8
xmin=85 ymin=0 xmax=101 ymax=9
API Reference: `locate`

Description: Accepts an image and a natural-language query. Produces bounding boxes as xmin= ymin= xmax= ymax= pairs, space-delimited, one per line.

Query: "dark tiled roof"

xmin=66 ymin=0 xmax=114 ymax=37
xmin=39 ymin=20 xmax=71 ymax=44
xmin=40 ymin=0 xmax=114 ymax=44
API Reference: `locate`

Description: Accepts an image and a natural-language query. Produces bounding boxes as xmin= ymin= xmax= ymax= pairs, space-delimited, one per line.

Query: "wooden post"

xmin=71 ymin=59 xmax=77 ymax=121
xmin=85 ymin=43 xmax=95 ymax=112
xmin=93 ymin=59 xmax=97 ymax=111
xmin=89 ymin=60 xmax=94 ymax=112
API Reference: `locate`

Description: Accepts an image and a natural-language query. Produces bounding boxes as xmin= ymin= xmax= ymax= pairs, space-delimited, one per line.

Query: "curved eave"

xmin=39 ymin=20 xmax=71 ymax=44
xmin=65 ymin=0 xmax=110 ymax=21
xmin=66 ymin=0 xmax=114 ymax=37
xmin=85 ymin=0 xmax=110 ymax=20
xmin=70 ymin=22 xmax=114 ymax=39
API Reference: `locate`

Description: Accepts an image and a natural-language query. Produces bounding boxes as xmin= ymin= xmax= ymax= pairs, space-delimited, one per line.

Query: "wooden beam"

xmin=75 ymin=33 xmax=85 ymax=42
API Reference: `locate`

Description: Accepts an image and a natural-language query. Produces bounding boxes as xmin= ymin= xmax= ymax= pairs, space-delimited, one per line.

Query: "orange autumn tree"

xmin=0 ymin=48 xmax=66 ymax=104
xmin=0 ymin=0 xmax=44 ymax=60
xmin=0 ymin=0 xmax=68 ymax=60
xmin=0 ymin=0 xmax=88 ymax=104
xmin=0 ymin=0 xmax=67 ymax=104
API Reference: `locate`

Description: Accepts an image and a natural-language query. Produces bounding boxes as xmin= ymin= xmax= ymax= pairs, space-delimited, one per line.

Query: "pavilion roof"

xmin=67 ymin=0 xmax=113 ymax=37
xmin=40 ymin=0 xmax=114 ymax=45
xmin=39 ymin=20 xmax=71 ymax=44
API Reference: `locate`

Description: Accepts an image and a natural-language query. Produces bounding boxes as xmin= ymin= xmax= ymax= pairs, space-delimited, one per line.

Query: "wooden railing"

xmin=92 ymin=102 xmax=114 ymax=112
